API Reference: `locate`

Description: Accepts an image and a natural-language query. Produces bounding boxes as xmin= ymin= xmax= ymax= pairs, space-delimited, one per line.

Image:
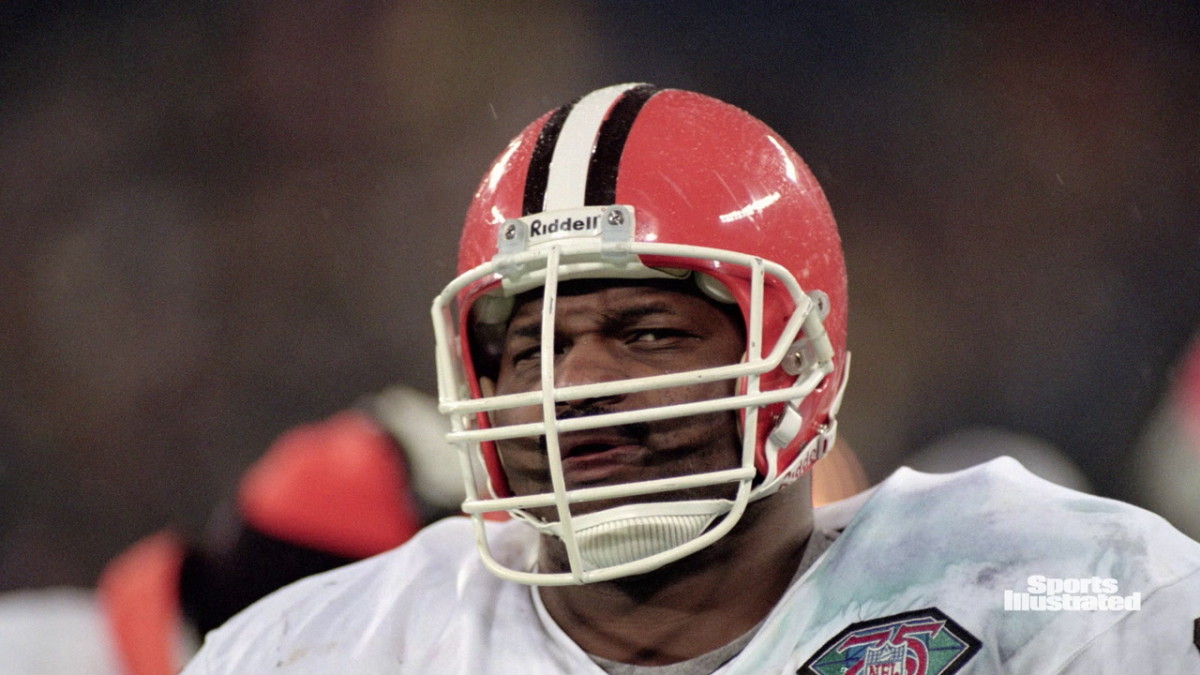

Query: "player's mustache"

xmin=537 ymin=402 xmax=650 ymax=453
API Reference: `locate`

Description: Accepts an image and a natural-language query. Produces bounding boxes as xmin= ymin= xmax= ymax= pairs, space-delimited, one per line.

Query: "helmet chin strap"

xmin=522 ymin=499 xmax=734 ymax=571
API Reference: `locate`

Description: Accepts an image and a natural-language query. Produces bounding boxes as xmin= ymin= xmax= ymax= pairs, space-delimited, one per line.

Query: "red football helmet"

xmin=432 ymin=83 xmax=849 ymax=584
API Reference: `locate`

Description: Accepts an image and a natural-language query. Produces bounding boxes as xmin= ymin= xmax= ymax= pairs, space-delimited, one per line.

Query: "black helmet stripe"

xmin=585 ymin=84 xmax=659 ymax=206
xmin=522 ymin=103 xmax=572 ymax=216
xmin=522 ymin=83 xmax=660 ymax=216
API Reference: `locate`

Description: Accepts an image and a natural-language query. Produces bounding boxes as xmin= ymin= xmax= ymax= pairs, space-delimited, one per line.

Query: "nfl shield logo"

xmin=800 ymin=607 xmax=979 ymax=675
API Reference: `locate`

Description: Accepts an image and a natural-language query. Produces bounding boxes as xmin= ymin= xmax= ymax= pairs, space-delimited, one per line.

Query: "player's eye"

xmin=627 ymin=328 xmax=692 ymax=345
xmin=509 ymin=344 xmax=541 ymax=365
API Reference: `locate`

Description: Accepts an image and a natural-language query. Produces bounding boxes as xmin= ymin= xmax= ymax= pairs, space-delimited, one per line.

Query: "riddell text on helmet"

xmin=529 ymin=215 xmax=600 ymax=238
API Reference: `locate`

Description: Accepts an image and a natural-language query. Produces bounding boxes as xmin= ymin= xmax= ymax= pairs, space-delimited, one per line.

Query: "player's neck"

xmin=537 ymin=483 xmax=813 ymax=666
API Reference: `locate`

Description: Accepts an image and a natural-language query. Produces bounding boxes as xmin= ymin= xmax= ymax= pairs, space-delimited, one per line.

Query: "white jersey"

xmin=182 ymin=458 xmax=1200 ymax=674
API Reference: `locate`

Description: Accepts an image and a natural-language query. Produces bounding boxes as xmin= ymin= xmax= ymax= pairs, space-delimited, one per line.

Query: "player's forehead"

xmin=506 ymin=278 xmax=719 ymax=327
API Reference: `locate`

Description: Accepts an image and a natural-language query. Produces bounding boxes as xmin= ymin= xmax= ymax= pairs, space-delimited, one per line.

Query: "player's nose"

xmin=553 ymin=339 xmax=628 ymax=408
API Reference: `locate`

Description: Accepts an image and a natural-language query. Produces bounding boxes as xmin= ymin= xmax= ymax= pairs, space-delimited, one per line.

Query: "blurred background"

xmin=2 ymin=0 xmax=1198 ymax=591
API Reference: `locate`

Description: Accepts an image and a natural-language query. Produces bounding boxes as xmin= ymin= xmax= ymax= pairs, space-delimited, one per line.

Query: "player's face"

xmin=489 ymin=279 xmax=746 ymax=517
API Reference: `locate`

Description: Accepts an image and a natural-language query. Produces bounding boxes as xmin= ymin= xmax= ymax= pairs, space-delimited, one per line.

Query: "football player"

xmin=182 ymin=84 xmax=1200 ymax=674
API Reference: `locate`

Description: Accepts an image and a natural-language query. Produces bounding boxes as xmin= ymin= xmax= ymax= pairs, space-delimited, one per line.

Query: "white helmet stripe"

xmin=542 ymin=82 xmax=646 ymax=211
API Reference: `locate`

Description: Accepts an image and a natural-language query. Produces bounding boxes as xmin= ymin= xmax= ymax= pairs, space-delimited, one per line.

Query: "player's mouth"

xmin=555 ymin=433 xmax=646 ymax=484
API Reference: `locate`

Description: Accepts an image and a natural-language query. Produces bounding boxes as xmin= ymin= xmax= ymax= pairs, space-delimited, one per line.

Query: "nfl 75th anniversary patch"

xmin=799 ymin=608 xmax=980 ymax=675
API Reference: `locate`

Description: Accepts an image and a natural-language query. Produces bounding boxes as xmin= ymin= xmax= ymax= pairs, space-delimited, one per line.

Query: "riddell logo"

xmin=529 ymin=215 xmax=599 ymax=238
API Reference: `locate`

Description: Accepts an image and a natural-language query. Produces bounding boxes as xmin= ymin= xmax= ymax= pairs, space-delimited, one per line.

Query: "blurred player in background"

xmin=0 ymin=385 xmax=462 ymax=675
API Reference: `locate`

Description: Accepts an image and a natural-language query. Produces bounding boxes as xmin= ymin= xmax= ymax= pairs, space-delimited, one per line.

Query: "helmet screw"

xmin=808 ymin=290 xmax=830 ymax=319
xmin=606 ymin=209 xmax=624 ymax=226
xmin=503 ymin=222 xmax=518 ymax=240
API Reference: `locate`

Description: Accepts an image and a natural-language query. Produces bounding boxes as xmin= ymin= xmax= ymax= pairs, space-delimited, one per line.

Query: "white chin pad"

xmin=534 ymin=499 xmax=732 ymax=570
